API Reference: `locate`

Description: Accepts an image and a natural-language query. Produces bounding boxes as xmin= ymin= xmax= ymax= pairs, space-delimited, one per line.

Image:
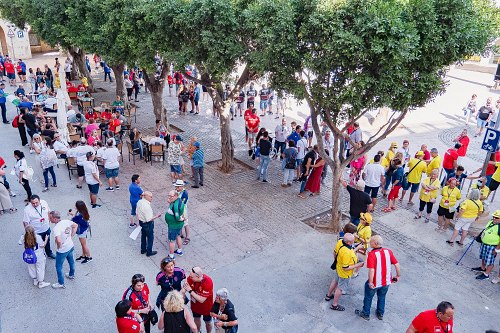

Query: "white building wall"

xmin=0 ymin=19 xmax=32 ymax=60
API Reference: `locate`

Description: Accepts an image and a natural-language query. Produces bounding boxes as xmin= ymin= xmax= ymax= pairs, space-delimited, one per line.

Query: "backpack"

xmin=285 ymin=149 xmax=297 ymax=169
xmin=23 ymin=245 xmax=38 ymax=264
xmin=12 ymin=115 xmax=19 ymax=128
xmin=181 ymin=93 xmax=189 ymax=103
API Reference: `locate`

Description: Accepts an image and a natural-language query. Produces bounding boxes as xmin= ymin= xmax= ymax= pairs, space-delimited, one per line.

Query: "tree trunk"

xmin=67 ymin=46 xmax=94 ymax=92
xmin=209 ymin=87 xmax=234 ymax=172
xmin=329 ymin=160 xmax=343 ymax=232
xmin=110 ymin=64 xmax=125 ymax=101
xmin=143 ymin=68 xmax=168 ymax=128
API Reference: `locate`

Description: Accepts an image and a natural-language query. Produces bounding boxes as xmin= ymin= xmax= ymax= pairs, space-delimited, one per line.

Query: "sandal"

xmin=325 ymin=294 xmax=333 ymax=301
xmin=330 ymin=304 xmax=345 ymax=311
xmin=390 ymin=207 xmax=397 ymax=210
xmin=414 ymin=215 xmax=421 ymax=219
xmin=9 ymin=208 xmax=17 ymax=213
xmin=297 ymin=193 xmax=306 ymax=199
xmin=424 ymin=218 xmax=429 ymax=223
xmin=76 ymin=185 xmax=82 ymax=189
xmin=182 ymin=238 xmax=191 ymax=245
xmin=446 ymin=240 xmax=454 ymax=246
xmin=382 ymin=207 xmax=392 ymax=213
xmin=456 ymin=241 xmax=464 ymax=246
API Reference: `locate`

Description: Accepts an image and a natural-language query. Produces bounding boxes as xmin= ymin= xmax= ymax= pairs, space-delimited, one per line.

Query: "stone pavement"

xmin=0 ymin=53 xmax=498 ymax=332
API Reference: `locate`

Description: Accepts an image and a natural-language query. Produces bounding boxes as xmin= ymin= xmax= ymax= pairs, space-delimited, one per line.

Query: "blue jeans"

xmin=134 ymin=140 xmax=144 ymax=159
xmin=56 ymin=247 xmax=75 ymax=285
xmin=139 ymin=221 xmax=154 ymax=255
xmin=274 ymin=141 xmax=286 ymax=157
xmin=0 ymin=102 xmax=6 ymax=122
xmin=257 ymin=155 xmax=271 ymax=180
xmin=104 ymin=72 xmax=112 ymax=82
xmin=441 ymin=168 xmax=454 ymax=186
xmin=43 ymin=166 xmax=56 ymax=187
xmin=362 ymin=281 xmax=390 ymax=317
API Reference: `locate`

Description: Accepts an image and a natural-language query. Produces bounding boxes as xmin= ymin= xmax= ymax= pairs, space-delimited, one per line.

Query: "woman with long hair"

xmin=158 ymin=290 xmax=197 ymax=333
xmin=23 ymin=226 xmax=50 ymax=288
xmin=70 ymin=200 xmax=92 ymax=264
xmin=156 ymin=257 xmax=186 ymax=311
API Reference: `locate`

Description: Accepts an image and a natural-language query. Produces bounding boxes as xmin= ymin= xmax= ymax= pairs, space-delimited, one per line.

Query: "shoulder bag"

xmin=475 ymin=222 xmax=495 ymax=244
xmin=402 ymin=160 xmax=422 ymax=188
xmin=330 ymin=245 xmax=345 ymax=270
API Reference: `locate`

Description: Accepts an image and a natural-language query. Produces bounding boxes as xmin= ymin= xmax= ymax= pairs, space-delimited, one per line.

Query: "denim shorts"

xmin=402 ymin=181 xmax=420 ymax=193
xmin=167 ymin=227 xmax=182 ymax=241
xmin=260 ymin=100 xmax=268 ymax=110
xmin=295 ymin=158 xmax=303 ymax=168
xmin=104 ymin=167 xmax=119 ymax=178
xmin=130 ymin=202 xmax=137 ymax=216
xmin=7 ymin=73 xmax=15 ymax=79
xmin=477 ymin=118 xmax=488 ymax=128
xmin=170 ymin=165 xmax=182 ymax=174
xmin=87 ymin=183 xmax=99 ymax=194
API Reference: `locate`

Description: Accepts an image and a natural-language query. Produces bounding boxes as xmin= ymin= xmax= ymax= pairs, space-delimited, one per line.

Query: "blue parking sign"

xmin=481 ymin=128 xmax=500 ymax=152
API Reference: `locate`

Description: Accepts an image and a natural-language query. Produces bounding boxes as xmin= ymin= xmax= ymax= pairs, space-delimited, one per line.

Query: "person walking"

xmin=447 ymin=188 xmax=483 ymax=246
xmin=129 ymin=174 xmax=143 ymax=228
xmin=406 ymin=301 xmax=454 ymax=333
xmin=415 ymin=169 xmax=441 ymax=223
xmin=40 ymin=136 xmax=58 ymax=192
xmin=70 ymin=200 xmax=93 ymax=264
xmin=256 ymin=131 xmax=272 ymax=182
xmin=23 ymin=194 xmax=55 ymax=259
xmin=165 ymin=190 xmax=185 ymax=259
xmin=475 ymin=98 xmax=493 ymax=137
xmin=15 ymin=151 xmax=33 ymax=202
xmin=191 ymin=141 xmax=204 ymax=188
xmin=136 ymin=191 xmax=161 ymax=257
xmin=49 ymin=210 xmax=78 ymax=289
xmin=362 ymin=154 xmax=385 ymax=211
xmin=0 ymin=165 xmax=15 ymax=213
xmin=23 ymin=225 xmax=50 ymax=288
xmin=325 ymin=233 xmax=364 ymax=311
xmin=183 ymin=267 xmax=214 ymax=333
xmin=158 ymin=290 xmax=198 ymax=333
xmin=83 ymin=152 xmax=102 ymax=208
xmin=472 ymin=210 xmax=500 ymax=280
xmin=210 ymin=288 xmax=239 ymax=332
xmin=355 ymin=235 xmax=401 ymax=321
xmin=123 ymin=274 xmax=154 ymax=333
xmin=463 ymin=94 xmax=477 ymax=125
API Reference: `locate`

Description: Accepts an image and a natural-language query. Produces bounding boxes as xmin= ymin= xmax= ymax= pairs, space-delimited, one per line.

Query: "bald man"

xmin=355 ymin=235 xmax=401 ymax=321
xmin=326 ymin=233 xmax=364 ymax=311
xmin=136 ymin=191 xmax=162 ymax=256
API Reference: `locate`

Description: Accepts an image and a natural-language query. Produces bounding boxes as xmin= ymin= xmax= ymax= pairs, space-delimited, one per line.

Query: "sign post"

xmin=480 ymin=110 xmax=500 ymax=177
xmin=6 ymin=27 xmax=16 ymax=60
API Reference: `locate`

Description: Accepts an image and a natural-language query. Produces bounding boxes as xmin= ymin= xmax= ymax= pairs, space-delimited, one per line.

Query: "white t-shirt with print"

xmin=52 ymin=219 xmax=75 ymax=253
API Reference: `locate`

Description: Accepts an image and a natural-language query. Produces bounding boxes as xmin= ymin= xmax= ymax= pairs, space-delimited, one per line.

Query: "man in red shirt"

xmin=115 ymin=299 xmax=145 ymax=333
xmin=406 ymin=301 xmax=454 ymax=333
xmin=243 ymin=102 xmax=254 ymax=143
xmin=4 ymin=60 xmax=16 ymax=86
xmin=442 ymin=144 xmax=460 ymax=185
xmin=355 ymin=235 xmax=400 ymax=321
xmin=183 ymin=267 xmax=214 ymax=333
xmin=109 ymin=112 xmax=121 ymax=133
xmin=245 ymin=108 xmax=260 ymax=156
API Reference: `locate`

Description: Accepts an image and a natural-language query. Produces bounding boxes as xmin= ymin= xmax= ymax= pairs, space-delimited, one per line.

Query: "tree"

xmin=250 ymin=0 xmax=499 ymax=231
xmin=155 ymin=0 xmax=258 ymax=172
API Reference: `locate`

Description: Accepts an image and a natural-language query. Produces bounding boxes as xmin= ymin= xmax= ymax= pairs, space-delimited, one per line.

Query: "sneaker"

xmin=38 ymin=281 xmax=50 ymax=288
xmin=33 ymin=278 xmax=38 ymax=286
xmin=42 ymin=187 xmax=49 ymax=192
xmin=52 ymin=283 xmax=65 ymax=289
xmin=105 ymin=187 xmax=114 ymax=192
xmin=146 ymin=251 xmax=158 ymax=257
xmin=376 ymin=313 xmax=384 ymax=320
xmin=129 ymin=224 xmax=137 ymax=228
xmin=476 ymin=273 xmax=489 ymax=280
xmin=355 ymin=309 xmax=370 ymax=321
xmin=471 ymin=266 xmax=486 ymax=272
xmin=92 ymin=204 xmax=102 ymax=209
xmin=48 ymin=253 xmax=56 ymax=259
xmin=115 ymin=185 xmax=120 ymax=190
xmin=491 ymin=277 xmax=500 ymax=284
xmin=9 ymin=192 xmax=16 ymax=197
xmin=30 ymin=149 xmax=34 ymax=154
xmin=75 ymin=256 xmax=85 ymax=261
xmin=262 ymin=180 xmax=268 ymax=183
xmin=174 ymin=249 xmax=184 ymax=257
xmin=81 ymin=257 xmax=93 ymax=264
xmin=65 ymin=273 xmax=75 ymax=280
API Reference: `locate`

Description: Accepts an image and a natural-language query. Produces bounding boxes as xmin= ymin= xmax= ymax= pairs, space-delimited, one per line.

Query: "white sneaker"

xmin=29 ymin=149 xmax=34 ymax=154
xmin=38 ymin=281 xmax=50 ymax=288
xmin=52 ymin=283 xmax=65 ymax=289
xmin=65 ymin=273 xmax=75 ymax=280
xmin=492 ymin=277 xmax=500 ymax=284
xmin=33 ymin=278 xmax=38 ymax=286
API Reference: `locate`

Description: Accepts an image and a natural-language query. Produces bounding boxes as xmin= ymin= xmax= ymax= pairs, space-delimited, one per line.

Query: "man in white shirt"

xmin=53 ymin=132 xmax=69 ymax=157
xmin=274 ymin=118 xmax=290 ymax=159
xmin=397 ymin=139 xmax=411 ymax=168
xmin=43 ymin=92 xmax=58 ymax=112
xmin=296 ymin=131 xmax=308 ymax=180
xmin=73 ymin=138 xmax=95 ymax=189
xmin=149 ymin=131 xmax=166 ymax=146
xmin=362 ymin=154 xmax=385 ymax=211
xmin=136 ymin=191 xmax=161 ymax=257
xmin=83 ymin=152 xmax=102 ymax=208
xmin=64 ymin=58 xmax=72 ymax=81
xmin=49 ymin=210 xmax=78 ymax=289
xmin=23 ymin=194 xmax=55 ymax=258
xmin=102 ymin=139 xmax=121 ymax=192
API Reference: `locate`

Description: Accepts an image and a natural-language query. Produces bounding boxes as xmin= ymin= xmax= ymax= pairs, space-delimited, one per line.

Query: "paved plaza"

xmin=0 ymin=53 xmax=499 ymax=332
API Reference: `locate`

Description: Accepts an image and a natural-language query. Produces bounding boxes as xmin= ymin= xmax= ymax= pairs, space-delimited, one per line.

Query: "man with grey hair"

xmin=49 ymin=211 xmax=78 ymax=289
xmin=355 ymin=235 xmax=401 ymax=321
xmin=340 ymin=178 xmax=372 ymax=226
xmin=136 ymin=191 xmax=161 ymax=257
xmin=447 ymin=188 xmax=483 ymax=246
xmin=184 ymin=266 xmax=214 ymax=333
xmin=326 ymin=233 xmax=364 ymax=311
xmin=210 ymin=288 xmax=239 ymax=332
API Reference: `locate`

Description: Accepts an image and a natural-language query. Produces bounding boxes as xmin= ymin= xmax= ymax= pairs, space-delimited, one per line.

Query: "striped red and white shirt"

xmin=367 ymin=248 xmax=398 ymax=288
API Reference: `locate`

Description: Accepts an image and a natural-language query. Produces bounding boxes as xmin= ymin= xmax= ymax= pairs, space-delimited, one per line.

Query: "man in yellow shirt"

xmin=487 ymin=161 xmax=500 ymax=192
xmin=447 ymin=188 xmax=483 ymax=246
xmin=400 ymin=151 xmax=427 ymax=205
xmin=325 ymin=233 xmax=364 ymax=311
xmin=436 ymin=178 xmax=461 ymax=232
xmin=471 ymin=178 xmax=490 ymax=201
xmin=426 ymin=148 xmax=441 ymax=177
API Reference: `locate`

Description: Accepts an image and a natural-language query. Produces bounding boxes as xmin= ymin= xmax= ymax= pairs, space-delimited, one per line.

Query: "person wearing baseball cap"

xmin=472 ymin=210 xmax=500 ymax=281
xmin=400 ymin=150 xmax=427 ymax=205
xmin=354 ymin=212 xmax=373 ymax=268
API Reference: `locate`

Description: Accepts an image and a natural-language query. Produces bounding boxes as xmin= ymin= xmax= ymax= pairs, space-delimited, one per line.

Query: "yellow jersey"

xmin=439 ymin=186 xmax=461 ymax=209
xmin=491 ymin=162 xmax=500 ymax=182
xmin=334 ymin=239 xmax=358 ymax=279
xmin=459 ymin=199 xmax=483 ymax=218
xmin=427 ymin=155 xmax=441 ymax=176
xmin=419 ymin=177 xmax=441 ymax=202
xmin=471 ymin=184 xmax=491 ymax=200
xmin=356 ymin=224 xmax=372 ymax=249
xmin=382 ymin=150 xmax=395 ymax=168
xmin=407 ymin=158 xmax=427 ymax=184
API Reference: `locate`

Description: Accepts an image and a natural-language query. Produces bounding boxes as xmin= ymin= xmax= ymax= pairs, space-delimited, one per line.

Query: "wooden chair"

xmin=100 ymin=101 xmax=111 ymax=109
xmin=150 ymin=144 xmax=165 ymax=165
xmin=117 ymin=142 xmax=123 ymax=162
xmin=66 ymin=157 xmax=78 ymax=180
xmin=127 ymin=105 xmax=137 ymax=123
xmin=126 ymin=141 xmax=140 ymax=165
xmin=69 ymin=133 xmax=81 ymax=142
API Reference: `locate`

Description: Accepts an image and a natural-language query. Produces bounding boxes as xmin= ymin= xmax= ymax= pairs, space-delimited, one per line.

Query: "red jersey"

xmin=116 ymin=316 xmax=141 ymax=333
xmin=101 ymin=111 xmax=113 ymax=121
xmin=367 ymin=247 xmax=398 ymax=288
xmin=246 ymin=114 xmax=260 ymax=133
xmin=85 ymin=112 xmax=99 ymax=121
xmin=442 ymin=148 xmax=458 ymax=169
xmin=411 ymin=310 xmax=453 ymax=333
xmin=415 ymin=149 xmax=431 ymax=161
xmin=187 ymin=274 xmax=214 ymax=316
xmin=486 ymin=151 xmax=500 ymax=176
xmin=243 ymin=109 xmax=252 ymax=121
xmin=5 ymin=62 xmax=15 ymax=74
xmin=16 ymin=64 xmax=22 ymax=73
xmin=122 ymin=284 xmax=150 ymax=310
xmin=0 ymin=63 xmax=3 ymax=72
xmin=109 ymin=119 xmax=121 ymax=132
xmin=457 ymin=136 xmax=469 ymax=157
xmin=167 ymin=75 xmax=173 ymax=85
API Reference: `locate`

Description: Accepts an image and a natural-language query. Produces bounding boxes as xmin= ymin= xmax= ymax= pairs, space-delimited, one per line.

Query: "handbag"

xmin=133 ymin=290 xmax=159 ymax=325
xmin=330 ymin=245 xmax=345 ymax=270
xmin=402 ymin=160 xmax=422 ymax=188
